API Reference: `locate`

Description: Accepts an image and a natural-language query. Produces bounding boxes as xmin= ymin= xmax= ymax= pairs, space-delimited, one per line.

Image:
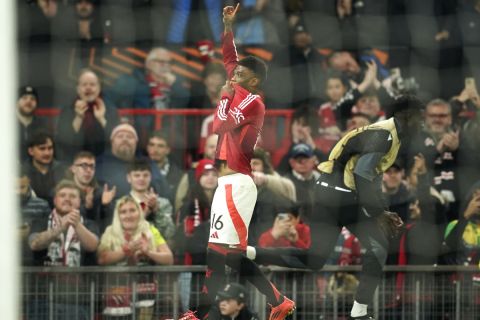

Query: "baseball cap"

xmin=19 ymin=85 xmax=38 ymax=101
xmin=195 ymin=159 xmax=216 ymax=182
xmin=290 ymin=143 xmax=314 ymax=158
xmin=216 ymin=283 xmax=247 ymax=302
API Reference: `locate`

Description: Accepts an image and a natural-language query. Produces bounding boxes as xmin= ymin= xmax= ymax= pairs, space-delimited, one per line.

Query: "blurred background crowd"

xmin=15 ymin=0 xmax=480 ymax=315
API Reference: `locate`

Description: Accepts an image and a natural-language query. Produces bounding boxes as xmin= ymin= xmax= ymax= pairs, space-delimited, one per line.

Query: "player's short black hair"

xmin=386 ymin=94 xmax=425 ymax=118
xmin=238 ymin=56 xmax=268 ymax=84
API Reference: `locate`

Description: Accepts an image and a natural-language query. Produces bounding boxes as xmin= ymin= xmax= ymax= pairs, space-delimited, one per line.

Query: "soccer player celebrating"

xmin=194 ymin=4 xmax=295 ymax=320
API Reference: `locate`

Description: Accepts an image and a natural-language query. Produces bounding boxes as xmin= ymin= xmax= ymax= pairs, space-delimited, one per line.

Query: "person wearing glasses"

xmin=68 ymin=151 xmax=116 ymax=234
xmin=408 ymin=99 xmax=460 ymax=221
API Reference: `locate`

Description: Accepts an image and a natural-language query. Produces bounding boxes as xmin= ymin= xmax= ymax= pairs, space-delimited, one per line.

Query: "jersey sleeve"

xmin=212 ymin=94 xmax=263 ymax=134
xmin=222 ymin=31 xmax=239 ymax=78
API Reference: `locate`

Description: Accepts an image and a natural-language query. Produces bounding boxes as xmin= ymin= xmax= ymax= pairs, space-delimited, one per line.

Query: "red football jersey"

xmin=212 ymin=31 xmax=265 ymax=176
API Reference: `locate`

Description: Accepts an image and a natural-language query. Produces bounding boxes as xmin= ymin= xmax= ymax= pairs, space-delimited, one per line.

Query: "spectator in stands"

xmin=97 ymin=195 xmax=173 ymax=318
xmin=106 ymin=46 xmax=190 ymax=147
xmin=397 ymin=153 xmax=447 ymax=266
xmin=382 ymin=159 xmax=418 ymax=265
xmin=175 ymin=158 xmax=217 ymax=263
xmin=17 ymin=85 xmax=48 ymax=161
xmin=22 ymin=132 xmax=66 ymax=206
xmin=56 ymin=69 xmax=119 ymax=162
xmin=354 ymin=91 xmax=386 ymax=123
xmin=175 ymin=133 xmax=218 ymax=211
xmin=27 ymin=179 xmax=99 ymax=319
xmin=186 ymin=62 xmax=224 ymax=177
xmin=343 ymin=112 xmax=372 ymax=134
xmin=107 ymin=47 xmax=190 ymax=110
xmin=72 ymin=0 xmax=102 ymax=42
xmin=67 ymin=151 xmax=116 ymax=233
xmin=283 ymin=143 xmax=320 ymax=219
xmin=450 ymin=78 xmax=480 ymax=123
xmin=29 ymin=180 xmax=99 ymax=266
xmin=251 ymin=148 xmax=296 ymax=201
xmin=248 ymin=148 xmax=297 ymax=245
xmin=382 ymin=159 xmax=414 ymax=222
xmin=327 ymin=51 xmax=362 ymax=83
xmin=271 ymin=107 xmax=327 ymax=172
xmin=175 ymin=159 xmax=218 ymax=310
xmin=457 ymin=80 xmax=480 ymax=196
xmin=189 ymin=62 xmax=226 ymax=109
xmin=408 ymin=99 xmax=460 ymax=221
xmin=213 ymin=282 xmax=259 ymax=320
xmin=266 ymin=23 xmax=325 ymax=109
xmin=146 ymin=130 xmax=184 ymax=203
xmin=328 ymin=60 xmax=394 ymax=130
xmin=54 ymin=0 xmax=103 ymax=45
xmin=95 ymin=123 xmax=170 ymax=199
xmin=185 ymin=61 xmax=225 ymax=165
xmin=97 ymin=195 xmax=174 ymax=266
xmin=126 ymin=159 xmax=175 ymax=244
xmin=258 ymin=202 xmax=311 ymax=249
xmin=317 ymin=71 xmax=347 ymax=146
xmin=18 ymin=168 xmax=51 ymax=266
xmin=441 ymin=180 xmax=480 ymax=266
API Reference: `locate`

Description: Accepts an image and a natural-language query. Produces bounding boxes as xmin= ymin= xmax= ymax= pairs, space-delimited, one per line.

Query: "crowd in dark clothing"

xmin=16 ymin=3 xmax=480 ymax=318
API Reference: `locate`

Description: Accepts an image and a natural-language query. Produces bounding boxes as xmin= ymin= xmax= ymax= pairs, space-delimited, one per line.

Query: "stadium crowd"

xmin=17 ymin=0 xmax=480 ymax=318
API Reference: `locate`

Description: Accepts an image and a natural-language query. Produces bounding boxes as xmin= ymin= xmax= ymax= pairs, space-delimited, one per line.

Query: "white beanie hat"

xmin=110 ymin=123 xmax=138 ymax=141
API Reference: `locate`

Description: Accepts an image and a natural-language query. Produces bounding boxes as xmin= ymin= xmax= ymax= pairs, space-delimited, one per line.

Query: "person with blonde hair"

xmin=98 ymin=196 xmax=173 ymax=319
xmin=98 ymin=195 xmax=173 ymax=266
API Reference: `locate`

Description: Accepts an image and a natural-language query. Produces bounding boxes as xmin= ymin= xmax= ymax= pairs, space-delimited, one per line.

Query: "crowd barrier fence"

xmin=21 ymin=265 xmax=480 ymax=320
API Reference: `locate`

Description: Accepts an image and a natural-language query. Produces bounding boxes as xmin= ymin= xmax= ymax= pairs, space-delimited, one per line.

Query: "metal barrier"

xmin=21 ymin=265 xmax=480 ymax=320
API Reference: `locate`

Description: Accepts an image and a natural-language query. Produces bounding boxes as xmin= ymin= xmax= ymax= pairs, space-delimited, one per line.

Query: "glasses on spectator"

xmin=426 ymin=113 xmax=450 ymax=118
xmin=75 ymin=163 xmax=96 ymax=170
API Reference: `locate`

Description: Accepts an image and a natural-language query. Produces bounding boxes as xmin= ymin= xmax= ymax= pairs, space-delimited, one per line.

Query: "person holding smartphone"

xmin=258 ymin=205 xmax=311 ymax=249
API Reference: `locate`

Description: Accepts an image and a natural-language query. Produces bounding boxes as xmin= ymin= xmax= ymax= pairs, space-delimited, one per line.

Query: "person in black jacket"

xmin=17 ymin=85 xmax=49 ymax=162
xmin=56 ymin=69 xmax=119 ymax=162
xmin=213 ymin=283 xmax=259 ymax=320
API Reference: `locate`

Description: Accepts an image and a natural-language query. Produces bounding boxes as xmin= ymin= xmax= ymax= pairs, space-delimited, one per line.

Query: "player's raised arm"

xmin=222 ymin=4 xmax=240 ymax=79
xmin=223 ymin=3 xmax=239 ymax=34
